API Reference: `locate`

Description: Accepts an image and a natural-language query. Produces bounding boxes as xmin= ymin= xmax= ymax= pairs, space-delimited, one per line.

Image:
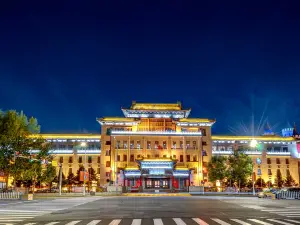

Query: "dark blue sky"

xmin=1 ymin=1 xmax=300 ymax=135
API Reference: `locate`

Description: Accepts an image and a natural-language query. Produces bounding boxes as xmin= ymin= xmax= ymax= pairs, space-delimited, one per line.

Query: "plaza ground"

xmin=2 ymin=195 xmax=300 ymax=224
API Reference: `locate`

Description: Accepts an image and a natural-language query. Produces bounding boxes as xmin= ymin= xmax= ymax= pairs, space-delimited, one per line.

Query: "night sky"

xmin=1 ymin=1 xmax=300 ymax=135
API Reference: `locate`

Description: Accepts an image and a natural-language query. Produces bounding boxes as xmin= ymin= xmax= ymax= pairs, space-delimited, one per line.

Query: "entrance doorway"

xmin=145 ymin=178 xmax=170 ymax=189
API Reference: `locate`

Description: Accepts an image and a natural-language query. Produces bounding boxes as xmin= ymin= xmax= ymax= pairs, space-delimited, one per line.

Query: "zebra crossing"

xmin=261 ymin=207 xmax=300 ymax=218
xmin=0 ymin=209 xmax=50 ymax=223
xmin=11 ymin=218 xmax=300 ymax=225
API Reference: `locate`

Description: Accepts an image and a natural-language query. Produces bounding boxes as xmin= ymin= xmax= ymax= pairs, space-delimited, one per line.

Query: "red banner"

xmin=79 ymin=171 xmax=89 ymax=182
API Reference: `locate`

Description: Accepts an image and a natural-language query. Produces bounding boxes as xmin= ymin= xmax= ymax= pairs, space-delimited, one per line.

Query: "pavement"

xmin=1 ymin=195 xmax=300 ymax=225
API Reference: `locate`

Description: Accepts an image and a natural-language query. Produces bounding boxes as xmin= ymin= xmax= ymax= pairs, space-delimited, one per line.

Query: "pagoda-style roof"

xmin=176 ymin=118 xmax=216 ymax=126
xmin=130 ymin=101 xmax=182 ymax=110
xmin=97 ymin=117 xmax=140 ymax=125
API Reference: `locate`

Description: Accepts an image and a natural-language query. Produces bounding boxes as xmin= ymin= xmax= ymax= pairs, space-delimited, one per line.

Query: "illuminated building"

xmin=98 ymin=101 xmax=215 ymax=191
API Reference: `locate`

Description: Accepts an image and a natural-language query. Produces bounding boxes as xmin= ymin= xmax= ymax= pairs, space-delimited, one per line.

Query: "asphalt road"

xmin=2 ymin=196 xmax=300 ymax=225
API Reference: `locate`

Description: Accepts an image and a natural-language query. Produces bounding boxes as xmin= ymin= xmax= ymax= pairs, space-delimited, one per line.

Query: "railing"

xmin=267 ymin=152 xmax=291 ymax=155
xmin=0 ymin=192 xmax=22 ymax=200
xmin=276 ymin=191 xmax=300 ymax=199
xmin=110 ymin=130 xmax=202 ymax=136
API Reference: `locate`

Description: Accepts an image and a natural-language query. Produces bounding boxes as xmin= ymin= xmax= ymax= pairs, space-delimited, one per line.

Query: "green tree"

xmin=255 ymin=178 xmax=266 ymax=188
xmin=207 ymin=155 xmax=228 ymax=186
xmin=285 ymin=170 xmax=296 ymax=187
xmin=41 ymin=165 xmax=57 ymax=190
xmin=227 ymin=149 xmax=253 ymax=187
xmin=275 ymin=169 xmax=284 ymax=188
xmin=266 ymin=180 xmax=273 ymax=188
xmin=67 ymin=172 xmax=76 ymax=192
xmin=0 ymin=110 xmax=51 ymax=189
xmin=87 ymin=167 xmax=97 ymax=191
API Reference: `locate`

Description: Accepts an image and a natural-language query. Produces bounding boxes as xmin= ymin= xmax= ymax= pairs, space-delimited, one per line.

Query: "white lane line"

xmin=0 ymin=217 xmax=33 ymax=219
xmin=0 ymin=220 xmax=24 ymax=222
xmin=285 ymin=220 xmax=300 ymax=224
xmin=153 ymin=219 xmax=164 ymax=225
xmin=262 ymin=210 xmax=300 ymax=212
xmin=86 ymin=220 xmax=101 ymax=225
xmin=44 ymin=222 xmax=59 ymax=225
xmin=248 ymin=219 xmax=273 ymax=225
xmin=131 ymin=219 xmax=142 ymax=225
xmin=231 ymin=219 xmax=251 ymax=225
xmin=192 ymin=218 xmax=209 ymax=225
xmin=0 ymin=210 xmax=46 ymax=213
xmin=24 ymin=223 xmax=36 ymax=225
xmin=211 ymin=218 xmax=231 ymax=225
xmin=65 ymin=221 xmax=81 ymax=225
xmin=267 ymin=219 xmax=294 ymax=225
xmin=173 ymin=218 xmax=187 ymax=225
xmin=287 ymin=216 xmax=300 ymax=218
xmin=108 ymin=219 xmax=122 ymax=225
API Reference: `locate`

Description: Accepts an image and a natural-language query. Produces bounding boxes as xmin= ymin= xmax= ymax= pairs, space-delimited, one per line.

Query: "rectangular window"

xmin=283 ymin=147 xmax=288 ymax=152
xmin=193 ymin=141 xmax=197 ymax=149
xmin=202 ymin=129 xmax=206 ymax=136
xmin=78 ymin=156 xmax=82 ymax=163
xmin=202 ymin=141 xmax=207 ymax=146
xmin=163 ymin=155 xmax=166 ymax=158
xmin=89 ymin=144 xmax=94 ymax=149
xmin=117 ymin=155 xmax=120 ymax=161
xmin=68 ymin=156 xmax=73 ymax=163
xmin=180 ymin=141 xmax=183 ymax=149
xmin=274 ymin=147 xmax=281 ymax=152
xmin=106 ymin=150 xmax=111 ymax=156
xmin=180 ymin=155 xmax=183 ymax=162
xmin=186 ymin=141 xmax=190 ymax=149
xmin=155 ymin=154 xmax=159 ymax=158
xmin=173 ymin=155 xmax=176 ymax=159
xmin=123 ymin=154 xmax=127 ymax=162
xmin=59 ymin=144 xmax=65 ymax=149
xmin=59 ymin=156 xmax=63 ymax=163
xmin=97 ymin=156 xmax=101 ymax=163
xmin=268 ymin=169 xmax=272 ymax=175
xmin=106 ymin=172 xmax=110 ymax=177
xmin=97 ymin=168 xmax=100 ymax=174
xmin=172 ymin=141 xmax=176 ymax=149
xmin=193 ymin=155 xmax=197 ymax=162
xmin=147 ymin=141 xmax=151 ymax=149
xmin=163 ymin=141 xmax=167 ymax=149
xmin=68 ymin=168 xmax=72 ymax=175
xmin=116 ymin=140 xmax=120 ymax=149
xmin=267 ymin=158 xmax=271 ymax=164
xmin=155 ymin=141 xmax=159 ymax=149
xmin=130 ymin=154 xmax=134 ymax=162
xmin=68 ymin=145 xmax=73 ymax=150
xmin=276 ymin=158 xmax=281 ymax=164
xmin=286 ymin=158 xmax=289 ymax=164
xmin=88 ymin=156 xmax=92 ymax=163
xmin=137 ymin=141 xmax=141 ymax=149
xmin=123 ymin=141 xmax=128 ymax=149
xmin=130 ymin=141 xmax=134 ymax=149
xmin=187 ymin=155 xmax=190 ymax=162
xmin=106 ymin=161 xmax=111 ymax=167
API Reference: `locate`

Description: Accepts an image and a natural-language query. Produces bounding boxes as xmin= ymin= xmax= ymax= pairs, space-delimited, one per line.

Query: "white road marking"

xmin=153 ymin=219 xmax=164 ymax=225
xmin=23 ymin=223 xmax=36 ymax=225
xmin=0 ymin=217 xmax=33 ymax=219
xmin=285 ymin=220 xmax=300 ymax=224
xmin=108 ymin=219 xmax=122 ymax=225
xmin=0 ymin=210 xmax=46 ymax=213
xmin=248 ymin=219 xmax=273 ymax=225
xmin=65 ymin=221 xmax=81 ymax=225
xmin=231 ymin=219 xmax=251 ymax=225
xmin=44 ymin=222 xmax=60 ymax=225
xmin=131 ymin=219 xmax=142 ymax=225
xmin=173 ymin=218 xmax=187 ymax=225
xmin=211 ymin=218 xmax=231 ymax=225
xmin=287 ymin=216 xmax=300 ymax=218
xmin=192 ymin=218 xmax=209 ymax=225
xmin=0 ymin=220 xmax=23 ymax=222
xmin=267 ymin=219 xmax=294 ymax=225
xmin=86 ymin=220 xmax=101 ymax=225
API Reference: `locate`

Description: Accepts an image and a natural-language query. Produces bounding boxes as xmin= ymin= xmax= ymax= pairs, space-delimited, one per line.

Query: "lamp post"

xmin=250 ymin=139 xmax=257 ymax=196
xmin=81 ymin=142 xmax=87 ymax=196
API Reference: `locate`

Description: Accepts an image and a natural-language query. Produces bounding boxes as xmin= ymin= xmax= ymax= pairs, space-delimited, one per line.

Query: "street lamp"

xmin=81 ymin=142 xmax=87 ymax=196
xmin=250 ymin=139 xmax=257 ymax=196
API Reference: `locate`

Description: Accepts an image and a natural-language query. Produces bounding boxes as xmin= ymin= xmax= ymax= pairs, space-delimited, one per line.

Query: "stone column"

xmin=168 ymin=137 xmax=171 ymax=158
xmin=127 ymin=136 xmax=130 ymax=166
xmin=183 ymin=137 xmax=186 ymax=164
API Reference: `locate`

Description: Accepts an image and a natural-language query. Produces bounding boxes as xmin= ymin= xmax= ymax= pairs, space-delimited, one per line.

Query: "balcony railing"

xmin=267 ymin=151 xmax=291 ymax=155
xmin=110 ymin=130 xmax=202 ymax=136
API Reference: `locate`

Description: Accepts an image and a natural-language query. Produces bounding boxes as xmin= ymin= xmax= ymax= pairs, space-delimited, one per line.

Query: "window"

xmin=267 ymin=158 xmax=271 ymax=164
xmin=117 ymin=155 xmax=120 ymax=161
xmin=180 ymin=141 xmax=183 ymax=149
xmin=106 ymin=172 xmax=110 ymax=177
xmin=155 ymin=154 xmax=159 ymax=158
xmin=282 ymin=147 xmax=288 ymax=152
xmin=97 ymin=168 xmax=100 ymax=174
xmin=202 ymin=129 xmax=206 ymax=136
xmin=193 ymin=141 xmax=197 ymax=149
xmin=123 ymin=154 xmax=127 ymax=161
xmin=106 ymin=150 xmax=111 ymax=156
xmin=88 ymin=156 xmax=92 ymax=163
xmin=106 ymin=161 xmax=111 ymax=167
xmin=186 ymin=141 xmax=190 ymax=149
xmin=276 ymin=158 xmax=281 ymax=164
xmin=68 ymin=145 xmax=73 ymax=150
xmin=130 ymin=141 xmax=134 ymax=149
xmin=193 ymin=155 xmax=197 ymax=162
xmin=202 ymin=141 xmax=207 ymax=146
xmin=180 ymin=155 xmax=183 ymax=162
xmin=59 ymin=157 xmax=63 ymax=163
xmin=130 ymin=154 xmax=134 ymax=162
xmin=59 ymin=144 xmax=65 ymax=149
xmin=163 ymin=155 xmax=166 ymax=158
xmin=97 ymin=156 xmax=101 ymax=163
xmin=268 ymin=169 xmax=272 ymax=176
xmin=286 ymin=159 xmax=289 ymax=164
xmin=123 ymin=141 xmax=128 ymax=149
xmin=147 ymin=154 xmax=150 ymax=158
xmin=155 ymin=141 xmax=159 ymax=149
xmin=78 ymin=156 xmax=83 ymax=163
xmin=172 ymin=141 xmax=177 ymax=149
xmin=116 ymin=141 xmax=120 ymax=149
xmin=137 ymin=141 xmax=141 ymax=149
xmin=163 ymin=141 xmax=167 ymax=149
xmin=68 ymin=156 xmax=73 ymax=163
xmin=68 ymin=168 xmax=72 ymax=175
xmin=89 ymin=144 xmax=94 ymax=149
xmin=274 ymin=147 xmax=281 ymax=152
xmin=173 ymin=155 xmax=176 ymax=159
xmin=187 ymin=155 xmax=190 ymax=162
xmin=147 ymin=141 xmax=151 ymax=149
